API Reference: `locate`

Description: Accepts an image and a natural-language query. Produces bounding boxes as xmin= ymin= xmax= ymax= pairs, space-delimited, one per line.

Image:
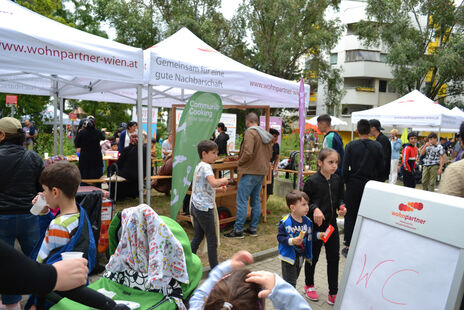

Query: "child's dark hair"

xmin=408 ymin=131 xmax=418 ymax=139
xmin=285 ymin=190 xmax=309 ymax=208
xmin=197 ymin=140 xmax=218 ymax=158
xmin=108 ymin=136 xmax=115 ymax=142
xmin=111 ymin=141 xmax=118 ymax=146
xmin=40 ymin=161 xmax=81 ymax=199
xmin=204 ymin=269 xmax=264 ymax=310
xmin=459 ymin=121 xmax=464 ymax=140
xmin=269 ymin=128 xmax=279 ymax=136
xmin=357 ymin=119 xmax=371 ymax=135
xmin=427 ymin=132 xmax=437 ymax=139
xmin=317 ymin=148 xmax=340 ymax=171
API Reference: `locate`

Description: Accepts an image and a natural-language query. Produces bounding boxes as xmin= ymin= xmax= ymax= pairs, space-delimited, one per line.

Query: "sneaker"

xmin=327 ymin=293 xmax=337 ymax=305
xmin=224 ymin=230 xmax=244 ymax=239
xmin=304 ymin=285 xmax=319 ymax=301
xmin=244 ymin=228 xmax=258 ymax=237
xmin=341 ymin=247 xmax=349 ymax=258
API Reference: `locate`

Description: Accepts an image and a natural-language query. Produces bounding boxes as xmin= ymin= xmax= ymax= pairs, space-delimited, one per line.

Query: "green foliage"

xmin=355 ymin=0 xmax=464 ymax=102
xmin=0 ymin=94 xmax=49 ymax=126
xmin=242 ymin=0 xmax=342 ymax=81
xmin=35 ymin=132 xmax=76 ymax=157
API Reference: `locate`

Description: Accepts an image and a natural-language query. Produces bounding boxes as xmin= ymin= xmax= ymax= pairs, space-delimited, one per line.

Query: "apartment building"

xmin=315 ymin=0 xmax=400 ymax=130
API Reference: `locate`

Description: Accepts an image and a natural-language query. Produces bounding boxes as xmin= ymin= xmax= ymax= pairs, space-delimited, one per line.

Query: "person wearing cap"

xmin=0 ymin=117 xmax=44 ymax=309
xmin=389 ymin=129 xmax=402 ymax=184
xmin=369 ymin=119 xmax=391 ymax=182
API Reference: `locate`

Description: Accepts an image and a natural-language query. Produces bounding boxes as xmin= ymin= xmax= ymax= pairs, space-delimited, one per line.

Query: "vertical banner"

xmin=170 ymin=92 xmax=223 ymax=218
xmin=298 ymin=79 xmax=306 ymax=189
xmin=260 ymin=116 xmax=282 ymax=146
xmin=132 ymin=106 xmax=159 ymax=139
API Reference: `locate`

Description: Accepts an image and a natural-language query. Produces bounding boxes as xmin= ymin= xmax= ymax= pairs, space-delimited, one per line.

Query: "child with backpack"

xmin=302 ymin=148 xmax=346 ymax=305
xmin=190 ymin=250 xmax=312 ymax=310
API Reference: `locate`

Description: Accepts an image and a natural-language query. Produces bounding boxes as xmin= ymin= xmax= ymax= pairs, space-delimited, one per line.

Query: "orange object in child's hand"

xmin=298 ymin=231 xmax=306 ymax=238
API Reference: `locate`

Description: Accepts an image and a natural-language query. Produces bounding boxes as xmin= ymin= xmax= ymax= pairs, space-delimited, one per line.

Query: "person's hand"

xmin=230 ymin=250 xmax=253 ymax=270
xmin=292 ymin=234 xmax=303 ymax=246
xmin=219 ymin=178 xmax=229 ymax=186
xmin=313 ymin=208 xmax=325 ymax=226
xmin=218 ymin=185 xmax=227 ymax=193
xmin=52 ymin=258 xmax=88 ymax=291
xmin=246 ymin=271 xmax=276 ymax=298
xmin=438 ymin=167 xmax=443 ymax=175
xmin=338 ymin=204 xmax=347 ymax=217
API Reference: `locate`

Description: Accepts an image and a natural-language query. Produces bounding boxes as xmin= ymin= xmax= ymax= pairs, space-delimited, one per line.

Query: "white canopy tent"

xmin=306 ymin=115 xmax=347 ymax=126
xmin=0 ymin=0 xmax=144 ymax=154
xmin=351 ymin=90 xmax=464 ymax=131
xmin=64 ymin=28 xmax=309 ymax=204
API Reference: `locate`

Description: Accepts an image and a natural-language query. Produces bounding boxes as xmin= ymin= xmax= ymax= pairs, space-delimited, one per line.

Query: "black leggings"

xmin=190 ymin=205 xmax=218 ymax=268
xmin=305 ymin=226 xmax=340 ymax=295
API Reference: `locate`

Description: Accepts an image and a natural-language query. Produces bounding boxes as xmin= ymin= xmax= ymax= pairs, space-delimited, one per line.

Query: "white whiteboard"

xmin=340 ymin=218 xmax=460 ymax=310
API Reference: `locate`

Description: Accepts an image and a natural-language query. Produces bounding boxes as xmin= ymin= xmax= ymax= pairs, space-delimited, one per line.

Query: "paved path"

xmin=248 ymin=245 xmax=347 ymax=310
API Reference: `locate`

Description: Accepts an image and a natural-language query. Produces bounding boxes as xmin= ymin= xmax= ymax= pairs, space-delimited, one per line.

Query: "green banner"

xmin=170 ymin=91 xmax=223 ymax=218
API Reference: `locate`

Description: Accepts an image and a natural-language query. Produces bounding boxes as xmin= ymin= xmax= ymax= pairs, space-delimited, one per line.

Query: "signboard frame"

xmin=335 ymin=181 xmax=464 ymax=310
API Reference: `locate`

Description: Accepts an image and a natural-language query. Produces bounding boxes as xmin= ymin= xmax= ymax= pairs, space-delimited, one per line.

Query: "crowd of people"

xmin=1 ymin=110 xmax=464 ymax=310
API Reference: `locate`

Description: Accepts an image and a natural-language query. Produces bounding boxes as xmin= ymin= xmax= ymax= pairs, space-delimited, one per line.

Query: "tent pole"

xmin=351 ymin=118 xmax=354 ymax=141
xmin=52 ymin=77 xmax=58 ymax=156
xmin=438 ymin=127 xmax=442 ymax=141
xmin=59 ymin=98 xmax=64 ymax=155
xmin=136 ymin=85 xmax=144 ymax=204
xmin=146 ymin=85 xmax=153 ymax=205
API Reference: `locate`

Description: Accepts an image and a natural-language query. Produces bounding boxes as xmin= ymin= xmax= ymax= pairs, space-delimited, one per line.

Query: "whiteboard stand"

xmin=335 ymin=181 xmax=464 ymax=310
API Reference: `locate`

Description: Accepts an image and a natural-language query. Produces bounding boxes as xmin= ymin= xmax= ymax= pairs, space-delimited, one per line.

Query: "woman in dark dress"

xmin=267 ymin=128 xmax=280 ymax=200
xmin=214 ymin=122 xmax=229 ymax=156
xmin=74 ymin=117 xmax=105 ymax=183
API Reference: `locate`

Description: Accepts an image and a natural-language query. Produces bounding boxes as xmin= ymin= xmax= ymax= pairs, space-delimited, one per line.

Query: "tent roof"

xmin=0 ymin=0 xmax=143 ymax=98
xmin=351 ymin=90 xmax=463 ymax=128
xmin=67 ymin=28 xmax=309 ymax=108
xmin=306 ymin=115 xmax=347 ymax=126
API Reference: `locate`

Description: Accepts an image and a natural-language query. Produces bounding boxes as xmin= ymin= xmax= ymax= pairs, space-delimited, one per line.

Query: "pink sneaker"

xmin=328 ymin=293 xmax=337 ymax=305
xmin=304 ymin=285 xmax=319 ymax=301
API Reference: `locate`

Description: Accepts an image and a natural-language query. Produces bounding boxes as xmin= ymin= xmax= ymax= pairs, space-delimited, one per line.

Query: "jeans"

xmin=234 ymin=174 xmax=264 ymax=232
xmin=0 ymin=214 xmax=40 ymax=305
xmin=305 ymin=226 xmax=340 ymax=295
xmin=190 ymin=205 xmax=218 ymax=268
xmin=282 ymin=256 xmax=304 ymax=288
xmin=389 ymin=159 xmax=399 ymax=184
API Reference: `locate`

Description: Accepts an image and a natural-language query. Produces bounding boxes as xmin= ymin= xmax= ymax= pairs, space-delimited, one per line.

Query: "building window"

xmin=345 ymin=50 xmax=380 ymax=62
xmin=380 ymin=53 xmax=388 ymax=63
xmin=346 ymin=23 xmax=358 ymax=35
xmin=344 ymin=78 xmax=374 ymax=89
xmin=379 ymin=80 xmax=387 ymax=92
xmin=330 ymin=53 xmax=338 ymax=65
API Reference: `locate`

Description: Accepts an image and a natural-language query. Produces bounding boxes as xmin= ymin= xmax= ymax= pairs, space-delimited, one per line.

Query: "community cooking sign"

xmin=170 ymin=91 xmax=223 ymax=218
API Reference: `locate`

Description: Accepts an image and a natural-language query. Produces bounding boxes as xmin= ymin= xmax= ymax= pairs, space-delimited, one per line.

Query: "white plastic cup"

xmin=44 ymin=153 xmax=49 ymax=159
xmin=30 ymin=194 xmax=48 ymax=215
xmin=61 ymin=252 xmax=84 ymax=260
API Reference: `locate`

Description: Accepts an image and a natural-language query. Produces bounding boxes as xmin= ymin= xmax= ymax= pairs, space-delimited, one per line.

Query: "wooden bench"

xmin=81 ymin=175 xmax=172 ymax=184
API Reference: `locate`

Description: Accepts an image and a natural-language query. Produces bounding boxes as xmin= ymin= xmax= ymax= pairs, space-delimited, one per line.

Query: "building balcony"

xmin=342 ymin=88 xmax=378 ymax=106
xmin=342 ymin=61 xmax=394 ymax=79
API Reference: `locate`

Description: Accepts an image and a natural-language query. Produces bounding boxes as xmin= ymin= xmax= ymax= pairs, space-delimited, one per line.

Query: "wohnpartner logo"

xmin=392 ymin=202 xmax=426 ymax=225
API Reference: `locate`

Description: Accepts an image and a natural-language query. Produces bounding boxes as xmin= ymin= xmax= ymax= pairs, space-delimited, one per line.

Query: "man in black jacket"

xmin=342 ymin=119 xmax=385 ymax=257
xmin=0 ymin=117 xmax=44 ymax=308
xmin=369 ymin=119 xmax=391 ymax=182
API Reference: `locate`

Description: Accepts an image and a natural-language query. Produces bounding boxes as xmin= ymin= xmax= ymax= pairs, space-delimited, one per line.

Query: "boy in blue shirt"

xmin=277 ymin=190 xmax=312 ymax=288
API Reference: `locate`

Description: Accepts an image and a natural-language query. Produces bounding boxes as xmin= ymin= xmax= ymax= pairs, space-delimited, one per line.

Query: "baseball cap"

xmin=0 ymin=117 xmax=22 ymax=134
xmin=369 ymin=119 xmax=384 ymax=131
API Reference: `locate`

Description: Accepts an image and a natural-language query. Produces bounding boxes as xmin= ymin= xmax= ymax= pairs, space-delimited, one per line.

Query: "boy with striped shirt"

xmin=34 ymin=162 xmax=82 ymax=263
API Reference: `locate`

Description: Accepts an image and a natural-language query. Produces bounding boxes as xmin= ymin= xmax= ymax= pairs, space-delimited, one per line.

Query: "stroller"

xmin=51 ymin=205 xmax=203 ymax=310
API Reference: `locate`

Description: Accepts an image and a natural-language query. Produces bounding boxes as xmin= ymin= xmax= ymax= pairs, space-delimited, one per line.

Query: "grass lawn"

xmin=114 ymin=190 xmax=289 ymax=266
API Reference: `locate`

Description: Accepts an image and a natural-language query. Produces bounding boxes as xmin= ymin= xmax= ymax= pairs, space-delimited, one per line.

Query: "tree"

xmin=355 ymin=0 xmax=464 ymax=104
xmin=239 ymin=0 xmax=343 ymax=114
